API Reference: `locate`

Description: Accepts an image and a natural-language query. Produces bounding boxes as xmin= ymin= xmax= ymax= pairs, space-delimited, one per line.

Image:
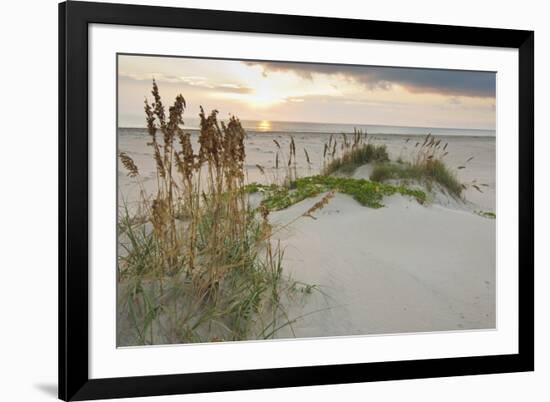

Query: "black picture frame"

xmin=59 ymin=1 xmax=534 ymax=400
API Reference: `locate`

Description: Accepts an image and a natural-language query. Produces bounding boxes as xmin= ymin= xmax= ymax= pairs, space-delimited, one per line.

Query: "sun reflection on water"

xmin=258 ymin=120 xmax=272 ymax=132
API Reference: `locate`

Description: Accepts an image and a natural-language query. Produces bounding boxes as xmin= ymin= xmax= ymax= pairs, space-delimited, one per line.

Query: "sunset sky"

xmin=118 ymin=54 xmax=496 ymax=130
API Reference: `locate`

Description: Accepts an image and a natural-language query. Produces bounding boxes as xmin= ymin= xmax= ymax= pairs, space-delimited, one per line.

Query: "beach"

xmin=118 ymin=123 xmax=496 ymax=340
xmin=270 ymin=192 xmax=495 ymax=338
xmin=120 ymin=125 xmax=496 ymax=209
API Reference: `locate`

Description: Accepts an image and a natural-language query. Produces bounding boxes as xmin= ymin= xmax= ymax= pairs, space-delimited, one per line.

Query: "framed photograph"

xmin=59 ymin=1 xmax=534 ymax=400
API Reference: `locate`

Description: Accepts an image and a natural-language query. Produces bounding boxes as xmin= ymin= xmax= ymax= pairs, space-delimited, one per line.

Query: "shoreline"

xmin=118 ymin=126 xmax=497 ymax=139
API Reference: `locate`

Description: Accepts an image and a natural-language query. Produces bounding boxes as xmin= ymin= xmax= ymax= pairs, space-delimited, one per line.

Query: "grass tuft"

xmin=322 ymin=141 xmax=389 ymax=176
xmin=370 ymin=134 xmax=463 ymax=198
xmin=117 ymin=81 xmax=313 ymax=346
xmin=370 ymin=159 xmax=463 ymax=197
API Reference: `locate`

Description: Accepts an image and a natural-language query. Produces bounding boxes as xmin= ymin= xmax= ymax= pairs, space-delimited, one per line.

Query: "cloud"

xmin=283 ymin=93 xmax=415 ymax=108
xmin=119 ymin=72 xmax=252 ymax=94
xmin=244 ymin=62 xmax=495 ymax=98
xmin=448 ymin=97 xmax=462 ymax=105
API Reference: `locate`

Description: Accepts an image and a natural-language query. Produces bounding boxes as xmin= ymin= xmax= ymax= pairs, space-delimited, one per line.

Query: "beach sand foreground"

xmin=271 ymin=192 xmax=496 ymax=338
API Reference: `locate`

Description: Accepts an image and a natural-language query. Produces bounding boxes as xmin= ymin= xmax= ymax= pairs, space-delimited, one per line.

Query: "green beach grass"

xmin=370 ymin=159 xmax=463 ymax=197
xmin=247 ymin=175 xmax=426 ymax=211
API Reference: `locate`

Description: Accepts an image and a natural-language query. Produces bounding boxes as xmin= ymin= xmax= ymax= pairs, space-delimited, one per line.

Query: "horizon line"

xmin=117 ymin=118 xmax=496 ymax=133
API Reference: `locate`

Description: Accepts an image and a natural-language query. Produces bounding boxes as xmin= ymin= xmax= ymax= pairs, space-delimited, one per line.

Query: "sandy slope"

xmin=270 ymin=192 xmax=496 ymax=338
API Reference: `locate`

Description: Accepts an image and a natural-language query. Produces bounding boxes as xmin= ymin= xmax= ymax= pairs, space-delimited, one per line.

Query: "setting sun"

xmin=247 ymin=82 xmax=285 ymax=108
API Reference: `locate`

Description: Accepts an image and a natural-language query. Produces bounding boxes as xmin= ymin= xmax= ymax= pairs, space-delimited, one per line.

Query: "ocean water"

xmin=133 ymin=119 xmax=495 ymax=138
xmin=118 ymin=121 xmax=496 ymax=211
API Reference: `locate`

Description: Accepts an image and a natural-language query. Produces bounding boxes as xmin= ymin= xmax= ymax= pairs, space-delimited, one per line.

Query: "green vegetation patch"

xmin=475 ymin=210 xmax=496 ymax=219
xmin=247 ymin=175 xmax=426 ymax=210
xmin=370 ymin=160 xmax=463 ymax=198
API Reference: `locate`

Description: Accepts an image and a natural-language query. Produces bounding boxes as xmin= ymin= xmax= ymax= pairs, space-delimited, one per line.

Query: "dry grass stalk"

xmin=304 ymin=148 xmax=311 ymax=165
xmin=119 ymin=152 xmax=139 ymax=177
xmin=302 ymin=191 xmax=335 ymax=220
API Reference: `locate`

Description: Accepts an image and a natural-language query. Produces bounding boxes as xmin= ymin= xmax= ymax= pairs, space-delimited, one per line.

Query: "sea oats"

xmin=118 ymin=80 xmax=317 ymax=346
xmin=119 ymin=152 xmax=139 ymax=177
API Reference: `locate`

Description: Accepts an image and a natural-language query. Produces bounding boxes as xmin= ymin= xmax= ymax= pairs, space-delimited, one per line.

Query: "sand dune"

xmin=271 ymin=192 xmax=496 ymax=338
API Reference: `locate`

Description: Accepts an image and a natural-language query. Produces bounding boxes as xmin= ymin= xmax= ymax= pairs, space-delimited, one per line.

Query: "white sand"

xmin=271 ymin=192 xmax=496 ymax=338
